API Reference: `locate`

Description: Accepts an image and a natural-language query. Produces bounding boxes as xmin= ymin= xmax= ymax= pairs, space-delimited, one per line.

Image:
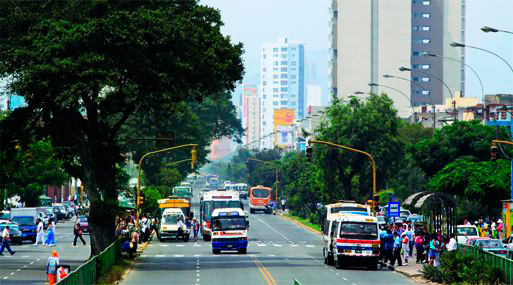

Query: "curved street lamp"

xmin=399 ymin=66 xmax=457 ymax=121
xmin=481 ymin=26 xmax=513 ymax=35
xmin=450 ymin=42 xmax=513 ymax=74
xmin=368 ymin=82 xmax=416 ymax=120
xmin=422 ymin=52 xmax=485 ymax=99
xmin=382 ymin=74 xmax=436 ymax=129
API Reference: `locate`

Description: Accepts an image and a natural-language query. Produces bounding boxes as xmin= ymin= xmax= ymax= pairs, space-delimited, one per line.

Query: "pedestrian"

xmin=391 ymin=232 xmax=402 ymax=266
xmin=401 ymin=232 xmax=410 ymax=265
xmin=51 ymin=218 xmax=57 ymax=241
xmin=73 ymin=221 xmax=86 ymax=246
xmin=281 ymin=198 xmax=286 ymax=211
xmin=0 ymin=226 xmax=16 ymax=256
xmin=141 ymin=214 xmax=148 ymax=242
xmin=429 ymin=234 xmax=439 ymax=266
xmin=176 ymin=216 xmax=185 ymax=242
xmin=382 ymin=228 xmax=394 ymax=266
xmin=34 ymin=218 xmax=45 ymax=246
xmin=146 ymin=215 xmax=153 ymax=241
xmin=45 ymin=221 xmax=56 ymax=247
xmin=131 ymin=229 xmax=139 ymax=255
xmin=447 ymin=234 xmax=457 ymax=252
xmin=498 ymin=219 xmax=504 ymax=240
xmin=192 ymin=218 xmax=199 ymax=242
xmin=405 ymin=226 xmax=414 ymax=257
xmin=46 ymin=250 xmax=59 ymax=285
xmin=415 ymin=233 xmax=424 ymax=264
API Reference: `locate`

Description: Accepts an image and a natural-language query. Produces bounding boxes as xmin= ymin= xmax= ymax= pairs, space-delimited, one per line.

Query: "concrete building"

xmin=329 ymin=0 xmax=465 ymax=117
xmin=209 ymin=137 xmax=232 ymax=161
xmin=306 ymin=85 xmax=322 ymax=107
xmin=260 ymin=37 xmax=305 ymax=149
xmin=242 ymin=85 xmax=261 ymax=149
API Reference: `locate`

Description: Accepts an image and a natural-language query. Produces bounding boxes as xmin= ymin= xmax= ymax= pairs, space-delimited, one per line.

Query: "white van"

xmin=158 ymin=208 xmax=190 ymax=242
xmin=322 ymin=213 xmax=380 ymax=270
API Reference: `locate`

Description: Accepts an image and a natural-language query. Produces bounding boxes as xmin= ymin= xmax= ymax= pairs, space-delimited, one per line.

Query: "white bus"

xmin=224 ymin=183 xmax=249 ymax=199
xmin=211 ymin=208 xmax=248 ymax=254
xmin=199 ymin=189 xmax=242 ymax=241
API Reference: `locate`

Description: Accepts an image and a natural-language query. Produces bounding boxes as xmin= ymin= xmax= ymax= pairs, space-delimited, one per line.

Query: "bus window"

xmin=339 ymin=222 xmax=378 ymax=240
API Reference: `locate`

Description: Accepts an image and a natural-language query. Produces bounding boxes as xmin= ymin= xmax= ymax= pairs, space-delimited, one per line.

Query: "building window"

xmin=273 ymin=67 xmax=278 ymax=71
xmin=291 ymin=68 xmax=296 ymax=71
xmin=281 ymin=80 xmax=287 ymax=85
xmin=281 ymin=100 xmax=288 ymax=105
xmin=290 ymin=47 xmax=296 ymax=51
xmin=281 ymin=47 xmax=287 ymax=52
xmin=281 ymin=94 xmax=287 ymax=98
xmin=273 ymin=81 xmax=278 ymax=85
xmin=291 ymin=61 xmax=297 ymax=66
xmin=273 ymin=48 xmax=278 ymax=52
xmin=273 ymin=74 xmax=278 ymax=79
xmin=281 ymin=54 xmax=287 ymax=59
xmin=412 ymin=51 xmax=421 ymax=56
xmin=273 ymin=88 xmax=279 ymax=92
xmin=273 ymin=94 xmax=279 ymax=98
xmin=281 ymin=67 xmax=288 ymax=72
xmin=263 ymin=81 xmax=267 ymax=86
xmin=291 ymin=102 xmax=296 ymax=106
xmin=273 ymin=102 xmax=278 ymax=106
xmin=291 ymin=81 xmax=297 ymax=84
xmin=263 ymin=121 xmax=266 ymax=126
xmin=281 ymin=61 xmax=288 ymax=65
xmin=263 ymin=68 xmax=267 ymax=72
xmin=273 ymin=61 xmax=279 ymax=66
xmin=423 ymin=0 xmax=431 ymax=5
xmin=421 ymin=64 xmax=430 ymax=70
xmin=291 ymin=94 xmax=296 ymax=98
xmin=273 ymin=54 xmax=279 ymax=58
xmin=291 ymin=75 xmax=297 ymax=79
xmin=263 ymin=95 xmax=266 ymax=99
xmin=281 ymin=87 xmax=288 ymax=92
xmin=280 ymin=74 xmax=288 ymax=79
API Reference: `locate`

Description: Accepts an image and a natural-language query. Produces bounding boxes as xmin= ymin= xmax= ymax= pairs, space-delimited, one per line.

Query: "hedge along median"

xmin=282 ymin=213 xmax=321 ymax=233
xmin=421 ymin=248 xmax=508 ymax=285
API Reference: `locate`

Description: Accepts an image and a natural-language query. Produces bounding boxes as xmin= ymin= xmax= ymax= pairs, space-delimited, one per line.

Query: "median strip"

xmin=251 ymin=256 xmax=277 ymax=285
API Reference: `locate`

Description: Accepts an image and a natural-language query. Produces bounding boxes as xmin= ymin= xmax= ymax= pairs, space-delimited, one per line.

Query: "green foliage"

xmin=422 ymin=252 xmax=504 ymax=284
xmin=141 ymin=187 xmax=162 ymax=216
xmin=0 ymin=0 xmax=243 ymax=253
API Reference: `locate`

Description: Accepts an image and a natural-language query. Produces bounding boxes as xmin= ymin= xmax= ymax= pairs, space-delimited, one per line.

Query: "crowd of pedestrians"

xmin=379 ymin=221 xmax=458 ymax=267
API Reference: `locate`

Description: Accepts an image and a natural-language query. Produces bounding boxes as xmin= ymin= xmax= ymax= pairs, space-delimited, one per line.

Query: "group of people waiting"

xmin=379 ymin=222 xmax=457 ymax=267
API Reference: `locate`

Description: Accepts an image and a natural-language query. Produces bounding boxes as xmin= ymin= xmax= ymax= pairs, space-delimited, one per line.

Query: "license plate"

xmin=355 ymin=249 xmax=362 ymax=254
xmin=227 ymin=245 xmax=232 ymax=248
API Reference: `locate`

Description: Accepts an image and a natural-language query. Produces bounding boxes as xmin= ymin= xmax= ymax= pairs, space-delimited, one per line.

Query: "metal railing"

xmin=57 ymin=239 xmax=123 ymax=285
xmin=457 ymin=244 xmax=513 ymax=285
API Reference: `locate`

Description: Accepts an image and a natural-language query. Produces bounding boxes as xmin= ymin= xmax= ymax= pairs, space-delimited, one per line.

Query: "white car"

xmin=456 ymin=225 xmax=480 ymax=244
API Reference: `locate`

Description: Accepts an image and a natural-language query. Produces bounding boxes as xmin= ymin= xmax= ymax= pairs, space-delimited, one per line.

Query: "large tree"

xmin=0 ymin=0 xmax=243 ymax=254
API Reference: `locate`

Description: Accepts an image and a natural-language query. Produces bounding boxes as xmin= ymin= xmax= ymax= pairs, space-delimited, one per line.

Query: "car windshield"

xmin=476 ymin=240 xmax=504 ymax=248
xmin=252 ymin=189 xmax=270 ymax=198
xmin=212 ymin=217 xmax=246 ymax=231
xmin=12 ymin=217 xmax=35 ymax=226
xmin=400 ymin=210 xmax=410 ymax=216
xmin=162 ymin=215 xmax=178 ymax=225
xmin=339 ymin=222 xmax=378 ymax=240
xmin=331 ymin=206 xmax=368 ymax=215
xmin=457 ymin=227 xmax=478 ymax=236
xmin=377 ymin=216 xmax=385 ymax=222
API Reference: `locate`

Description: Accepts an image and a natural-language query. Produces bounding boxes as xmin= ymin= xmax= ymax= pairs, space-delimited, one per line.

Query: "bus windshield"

xmin=162 ymin=215 xmax=178 ymax=225
xmin=252 ymin=189 xmax=270 ymax=198
xmin=212 ymin=217 xmax=246 ymax=231
xmin=202 ymin=200 xmax=241 ymax=221
xmin=339 ymin=222 xmax=378 ymax=240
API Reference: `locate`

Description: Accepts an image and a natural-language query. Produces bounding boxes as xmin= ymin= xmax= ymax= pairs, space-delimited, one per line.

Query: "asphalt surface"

xmin=0 ymin=218 xmax=90 ymax=285
xmin=122 ymin=189 xmax=417 ymax=285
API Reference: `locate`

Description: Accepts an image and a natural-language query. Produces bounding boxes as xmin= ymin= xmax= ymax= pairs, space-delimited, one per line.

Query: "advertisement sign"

xmin=274 ymin=109 xmax=295 ymax=147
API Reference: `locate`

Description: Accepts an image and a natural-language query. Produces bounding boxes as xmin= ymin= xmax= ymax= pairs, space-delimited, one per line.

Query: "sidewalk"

xmin=393 ymin=263 xmax=423 ymax=278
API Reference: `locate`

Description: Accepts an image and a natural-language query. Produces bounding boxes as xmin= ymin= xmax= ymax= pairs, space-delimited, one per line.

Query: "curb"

xmin=118 ymin=231 xmax=154 ymax=283
xmin=380 ymin=261 xmax=423 ymax=278
xmin=278 ymin=213 xmax=321 ymax=236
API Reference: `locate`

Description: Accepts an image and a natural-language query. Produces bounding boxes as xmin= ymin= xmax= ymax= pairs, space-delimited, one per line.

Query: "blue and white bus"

xmin=211 ymin=208 xmax=248 ymax=254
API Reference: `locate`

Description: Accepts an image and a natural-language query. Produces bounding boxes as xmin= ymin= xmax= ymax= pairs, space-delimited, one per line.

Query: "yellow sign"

xmin=274 ymin=109 xmax=295 ymax=147
xmin=274 ymin=109 xmax=295 ymax=126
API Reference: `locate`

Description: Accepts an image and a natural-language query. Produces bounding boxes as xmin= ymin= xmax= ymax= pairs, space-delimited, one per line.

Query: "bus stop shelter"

xmin=403 ymin=191 xmax=456 ymax=236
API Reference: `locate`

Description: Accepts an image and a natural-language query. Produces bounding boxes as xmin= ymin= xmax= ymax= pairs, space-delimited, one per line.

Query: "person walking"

xmin=34 ymin=218 xmax=45 ymax=246
xmin=382 ymin=228 xmax=394 ymax=265
xmin=141 ymin=214 xmax=148 ymax=242
xmin=46 ymin=250 xmax=59 ymax=285
xmin=131 ymin=229 xmax=139 ymax=255
xmin=176 ymin=216 xmax=185 ymax=242
xmin=415 ymin=233 xmax=424 ymax=264
xmin=401 ymin=232 xmax=410 ymax=265
xmin=192 ymin=218 xmax=199 ymax=242
xmin=45 ymin=221 xmax=56 ymax=247
xmin=73 ymin=221 xmax=86 ymax=246
xmin=429 ymin=234 xmax=439 ymax=266
xmin=0 ymin=226 xmax=16 ymax=256
xmin=52 ymin=218 xmax=57 ymax=241
xmin=391 ymin=232 xmax=402 ymax=266
xmin=281 ymin=199 xmax=286 ymax=211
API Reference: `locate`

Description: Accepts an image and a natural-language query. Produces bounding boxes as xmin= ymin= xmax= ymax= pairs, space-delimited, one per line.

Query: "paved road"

xmin=122 ymin=190 xmax=417 ymax=285
xmin=0 ymin=219 xmax=90 ymax=285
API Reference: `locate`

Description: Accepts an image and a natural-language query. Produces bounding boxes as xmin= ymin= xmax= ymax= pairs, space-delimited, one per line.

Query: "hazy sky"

xmin=201 ymin=0 xmax=512 ymax=103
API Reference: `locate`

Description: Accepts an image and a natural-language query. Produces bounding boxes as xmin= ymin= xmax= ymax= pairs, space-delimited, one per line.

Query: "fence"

xmin=57 ymin=239 xmax=123 ymax=285
xmin=457 ymin=244 xmax=513 ymax=285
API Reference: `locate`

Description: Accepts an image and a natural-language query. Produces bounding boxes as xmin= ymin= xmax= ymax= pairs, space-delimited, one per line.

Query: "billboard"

xmin=273 ymin=109 xmax=295 ymax=148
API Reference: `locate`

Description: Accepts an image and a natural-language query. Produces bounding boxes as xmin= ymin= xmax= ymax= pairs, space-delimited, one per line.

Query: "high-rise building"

xmin=242 ymin=85 xmax=260 ymax=149
xmin=329 ymin=0 xmax=465 ymax=116
xmin=260 ymin=37 xmax=305 ymax=149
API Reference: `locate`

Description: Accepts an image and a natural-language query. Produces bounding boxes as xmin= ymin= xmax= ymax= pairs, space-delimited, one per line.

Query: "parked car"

xmin=406 ymin=214 xmax=424 ymax=225
xmin=467 ymin=236 xmax=490 ymax=246
xmin=0 ymin=210 xmax=10 ymax=220
xmin=456 ymin=225 xmax=480 ymax=244
xmin=77 ymin=216 xmax=89 ymax=233
xmin=399 ymin=210 xmax=412 ymax=219
xmin=52 ymin=206 xmax=67 ymax=221
xmin=474 ymin=239 xmax=510 ymax=258
xmin=0 ymin=221 xmax=23 ymax=245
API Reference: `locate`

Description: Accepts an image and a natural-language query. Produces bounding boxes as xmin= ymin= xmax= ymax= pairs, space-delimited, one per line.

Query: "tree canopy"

xmin=0 ymin=0 xmax=244 ymax=254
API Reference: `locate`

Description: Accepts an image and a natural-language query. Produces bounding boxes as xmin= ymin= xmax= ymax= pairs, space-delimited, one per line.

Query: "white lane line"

xmin=256 ymin=244 xmax=266 ymax=247
xmin=193 ymin=254 xmax=201 ymax=257
xmin=272 ymin=244 xmax=282 ymax=247
xmin=290 ymin=244 xmax=298 ymax=247
xmin=193 ymin=244 xmax=201 ymax=247
xmin=343 ymin=277 xmax=348 ymax=281
xmin=156 ymin=254 xmax=165 ymax=257
xmin=30 ymin=262 xmax=35 ymax=264
xmin=23 ymin=266 xmax=27 ymax=268
xmin=160 ymin=244 xmax=169 ymax=247
xmin=176 ymin=244 xmax=185 ymax=247
xmin=336 ymin=273 xmax=340 ymax=276
xmin=10 ymin=272 xmax=15 ymax=275
xmin=252 ymin=215 xmax=293 ymax=242
xmin=16 ymin=269 xmax=20 ymax=272
xmin=3 ymin=277 xmax=7 ymax=280
xmin=196 ymin=273 xmax=200 ymax=277
xmin=36 ymin=258 xmax=41 ymax=261
xmin=141 ymin=255 xmax=148 ymax=257
xmin=174 ymin=254 xmax=184 ymax=257
xmin=21 ymin=255 xmax=30 ymax=258
xmin=352 ymin=283 xmax=357 ymax=285
xmin=196 ymin=279 xmax=200 ymax=282
xmin=305 ymin=244 xmax=315 ymax=248
xmin=268 ymin=254 xmax=276 ymax=257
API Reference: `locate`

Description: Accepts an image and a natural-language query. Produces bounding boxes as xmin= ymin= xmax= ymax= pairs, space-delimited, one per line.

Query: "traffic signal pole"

xmin=136 ymin=144 xmax=198 ymax=228
xmin=492 ymin=140 xmax=513 ymax=238
xmin=308 ymin=140 xmax=378 ymax=214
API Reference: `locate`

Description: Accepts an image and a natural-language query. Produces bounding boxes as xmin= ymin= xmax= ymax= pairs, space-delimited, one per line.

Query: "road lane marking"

xmin=343 ymin=277 xmax=348 ymax=281
xmin=3 ymin=277 xmax=7 ymax=280
xmin=156 ymin=254 xmax=165 ymax=257
xmin=16 ymin=269 xmax=20 ymax=272
xmin=251 ymin=256 xmax=277 ymax=285
xmin=268 ymin=254 xmax=275 ymax=257
xmin=257 ymin=244 xmax=266 ymax=247
xmin=290 ymin=244 xmax=298 ymax=247
xmin=272 ymin=244 xmax=282 ymax=247
xmin=30 ymin=262 xmax=35 ymax=264
xmin=305 ymin=244 xmax=314 ymax=248
xmin=176 ymin=244 xmax=185 ymax=247
xmin=174 ymin=254 xmax=184 ymax=257
xmin=160 ymin=244 xmax=169 ymax=247
xmin=193 ymin=254 xmax=201 ymax=257
xmin=252 ymin=215 xmax=292 ymax=243
xmin=193 ymin=244 xmax=201 ymax=247
xmin=10 ymin=272 xmax=15 ymax=275
xmin=23 ymin=266 xmax=27 ymax=268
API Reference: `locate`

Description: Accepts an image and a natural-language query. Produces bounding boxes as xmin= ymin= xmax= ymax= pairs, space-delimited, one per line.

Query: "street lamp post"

xmin=481 ymin=26 xmax=513 ymax=35
xmin=399 ymin=66 xmax=457 ymax=122
xmin=382 ymin=74 xmax=436 ymax=130
xmin=368 ymin=82 xmax=416 ymax=122
xmin=450 ymin=42 xmax=513 ymax=74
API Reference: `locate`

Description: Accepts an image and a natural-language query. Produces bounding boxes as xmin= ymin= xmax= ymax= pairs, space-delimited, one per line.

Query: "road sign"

xmin=388 ymin=202 xmax=400 ymax=218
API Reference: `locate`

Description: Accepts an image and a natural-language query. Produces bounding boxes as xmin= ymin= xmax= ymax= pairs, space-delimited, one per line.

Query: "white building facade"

xmin=260 ymin=37 xmax=305 ymax=149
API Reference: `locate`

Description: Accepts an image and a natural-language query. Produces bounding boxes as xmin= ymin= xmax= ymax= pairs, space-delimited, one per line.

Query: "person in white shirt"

xmin=51 ymin=219 xmax=57 ymax=242
xmin=141 ymin=215 xmax=148 ymax=242
xmin=34 ymin=218 xmax=45 ymax=246
xmin=447 ymin=234 xmax=457 ymax=252
xmin=176 ymin=216 xmax=185 ymax=242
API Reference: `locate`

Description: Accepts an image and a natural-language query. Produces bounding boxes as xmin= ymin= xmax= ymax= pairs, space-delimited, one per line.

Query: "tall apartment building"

xmin=242 ymin=85 xmax=261 ymax=149
xmin=260 ymin=37 xmax=305 ymax=149
xmin=329 ymin=0 xmax=465 ymax=116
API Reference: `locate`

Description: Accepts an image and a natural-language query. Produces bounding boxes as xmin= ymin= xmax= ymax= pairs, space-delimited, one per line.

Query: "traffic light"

xmin=372 ymin=194 xmax=380 ymax=213
xmin=306 ymin=146 xmax=313 ymax=161
xmin=27 ymin=152 xmax=33 ymax=162
xmin=491 ymin=145 xmax=498 ymax=162
xmin=191 ymin=147 xmax=197 ymax=169
xmin=138 ymin=195 xmax=144 ymax=206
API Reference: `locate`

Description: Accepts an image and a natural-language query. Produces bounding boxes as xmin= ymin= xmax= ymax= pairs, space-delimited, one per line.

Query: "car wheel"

xmin=238 ymin=248 xmax=247 ymax=254
xmin=212 ymin=249 xmax=220 ymax=254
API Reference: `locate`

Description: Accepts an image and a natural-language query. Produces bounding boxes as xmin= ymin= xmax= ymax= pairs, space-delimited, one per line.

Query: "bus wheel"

xmin=212 ymin=249 xmax=220 ymax=254
xmin=238 ymin=248 xmax=247 ymax=254
xmin=367 ymin=261 xmax=378 ymax=271
xmin=203 ymin=234 xmax=211 ymax=241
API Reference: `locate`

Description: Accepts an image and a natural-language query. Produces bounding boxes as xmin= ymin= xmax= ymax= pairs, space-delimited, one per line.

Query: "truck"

xmin=211 ymin=208 xmax=249 ymax=254
xmin=10 ymin=208 xmax=48 ymax=243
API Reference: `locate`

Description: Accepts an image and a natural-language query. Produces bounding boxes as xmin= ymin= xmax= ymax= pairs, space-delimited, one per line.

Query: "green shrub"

xmin=421 ymin=264 xmax=444 ymax=283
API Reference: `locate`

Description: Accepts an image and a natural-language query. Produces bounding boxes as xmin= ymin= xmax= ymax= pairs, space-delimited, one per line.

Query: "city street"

xmin=122 ymin=193 xmax=415 ymax=285
xmin=0 ymin=219 xmax=90 ymax=285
